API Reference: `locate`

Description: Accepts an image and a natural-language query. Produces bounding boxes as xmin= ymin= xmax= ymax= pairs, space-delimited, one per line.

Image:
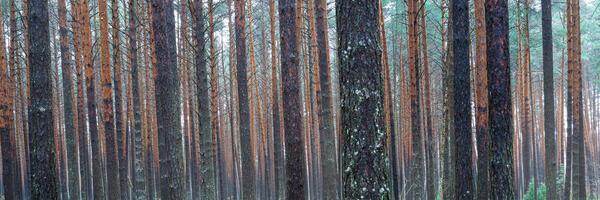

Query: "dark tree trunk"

xmin=541 ymin=0 xmax=557 ymax=198
xmin=233 ymin=0 xmax=255 ymax=198
xmin=337 ymin=0 xmax=390 ymax=199
xmin=0 ymin=2 xmax=18 ymax=198
xmin=129 ymin=0 xmax=148 ymax=199
xmin=268 ymin=0 xmax=285 ymax=198
xmin=150 ymin=0 xmax=185 ymax=199
xmin=28 ymin=0 xmax=58 ymax=198
xmin=452 ymin=0 xmax=473 ymax=198
xmin=192 ymin=0 xmax=217 ymax=198
xmin=278 ymin=0 xmax=307 ymax=199
xmin=314 ymin=0 xmax=339 ymax=199
xmin=486 ymin=0 xmax=515 ymax=198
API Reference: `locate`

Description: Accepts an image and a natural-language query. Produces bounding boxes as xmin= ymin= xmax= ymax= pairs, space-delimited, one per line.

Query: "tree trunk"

xmin=232 ymin=0 xmax=255 ymax=197
xmin=418 ymin=2 xmax=435 ymax=198
xmin=0 ymin=0 xmax=19 ymax=198
xmin=128 ymin=0 xmax=148 ymax=198
xmin=269 ymin=0 xmax=285 ymax=198
xmin=474 ymin=0 xmax=490 ymax=198
xmin=541 ymin=0 xmax=557 ymax=198
xmin=209 ymin=0 xmax=220 ymax=198
xmin=278 ymin=0 xmax=307 ymax=198
xmin=112 ymin=0 xmax=129 ymax=198
xmin=566 ymin=0 xmax=585 ymax=197
xmin=99 ymin=0 xmax=122 ymax=198
xmin=408 ymin=0 xmax=424 ymax=197
xmin=58 ymin=0 xmax=82 ymax=198
xmin=486 ymin=0 xmax=515 ymax=198
xmin=28 ymin=0 xmax=58 ymax=198
xmin=451 ymin=0 xmax=473 ymax=198
xmin=150 ymin=0 xmax=185 ymax=199
xmin=337 ymin=0 xmax=390 ymax=198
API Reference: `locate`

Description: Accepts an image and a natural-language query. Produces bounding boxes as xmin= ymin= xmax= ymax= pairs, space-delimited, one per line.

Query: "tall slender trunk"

xmin=112 ymin=0 xmax=129 ymax=198
xmin=209 ymin=0 xmax=220 ymax=198
xmin=451 ymin=0 xmax=473 ymax=198
xmin=233 ymin=0 xmax=255 ymax=197
xmin=58 ymin=0 xmax=82 ymax=198
xmin=418 ymin=2 xmax=435 ymax=198
xmin=100 ymin=0 xmax=122 ymax=198
xmin=314 ymin=0 xmax=338 ymax=198
xmin=485 ymin=0 xmax=514 ymax=198
xmin=566 ymin=0 xmax=585 ymax=197
xmin=279 ymin=0 xmax=306 ymax=198
xmin=150 ymin=0 xmax=185 ymax=199
xmin=541 ymin=0 xmax=557 ymax=197
xmin=268 ymin=0 xmax=285 ymax=198
xmin=474 ymin=0 xmax=490 ymax=198
xmin=0 ymin=0 xmax=19 ymax=198
xmin=129 ymin=0 xmax=148 ymax=198
xmin=408 ymin=0 xmax=424 ymax=197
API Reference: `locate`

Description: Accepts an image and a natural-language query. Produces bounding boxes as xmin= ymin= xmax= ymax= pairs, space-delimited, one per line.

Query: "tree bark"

xmin=474 ymin=0 xmax=490 ymax=198
xmin=28 ymin=0 xmax=58 ymax=198
xmin=486 ymin=0 xmax=515 ymax=198
xmin=451 ymin=0 xmax=473 ymax=198
xmin=407 ymin=0 xmax=424 ymax=197
xmin=0 ymin=1 xmax=19 ymax=198
xmin=541 ymin=0 xmax=557 ymax=198
xmin=278 ymin=0 xmax=307 ymax=198
xmin=337 ymin=0 xmax=390 ymax=199
xmin=100 ymin=0 xmax=122 ymax=198
xmin=150 ymin=0 xmax=185 ymax=199
xmin=231 ymin=0 xmax=255 ymax=197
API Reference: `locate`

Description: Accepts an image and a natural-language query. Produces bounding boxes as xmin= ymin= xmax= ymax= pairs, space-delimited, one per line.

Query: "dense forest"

xmin=0 ymin=0 xmax=598 ymax=199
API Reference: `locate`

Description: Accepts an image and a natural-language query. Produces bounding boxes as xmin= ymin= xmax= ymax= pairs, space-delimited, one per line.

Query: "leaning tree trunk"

xmin=337 ymin=0 xmax=390 ymax=199
xmin=28 ymin=0 xmax=58 ymax=198
xmin=150 ymin=0 xmax=185 ymax=199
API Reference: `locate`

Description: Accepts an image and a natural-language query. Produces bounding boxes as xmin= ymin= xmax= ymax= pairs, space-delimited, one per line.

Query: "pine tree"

xmin=150 ymin=0 xmax=185 ymax=199
xmin=337 ymin=0 xmax=390 ymax=198
xmin=474 ymin=0 xmax=490 ymax=198
xmin=451 ymin=0 xmax=473 ymax=198
xmin=486 ymin=0 xmax=514 ymax=198
xmin=541 ymin=0 xmax=557 ymax=198
xmin=28 ymin=0 xmax=58 ymax=198
xmin=279 ymin=0 xmax=307 ymax=198
xmin=0 ymin=1 xmax=19 ymax=198
xmin=233 ymin=0 xmax=255 ymax=198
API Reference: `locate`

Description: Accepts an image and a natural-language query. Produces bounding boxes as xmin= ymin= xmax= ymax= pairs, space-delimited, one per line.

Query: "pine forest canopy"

xmin=0 ymin=0 xmax=598 ymax=199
